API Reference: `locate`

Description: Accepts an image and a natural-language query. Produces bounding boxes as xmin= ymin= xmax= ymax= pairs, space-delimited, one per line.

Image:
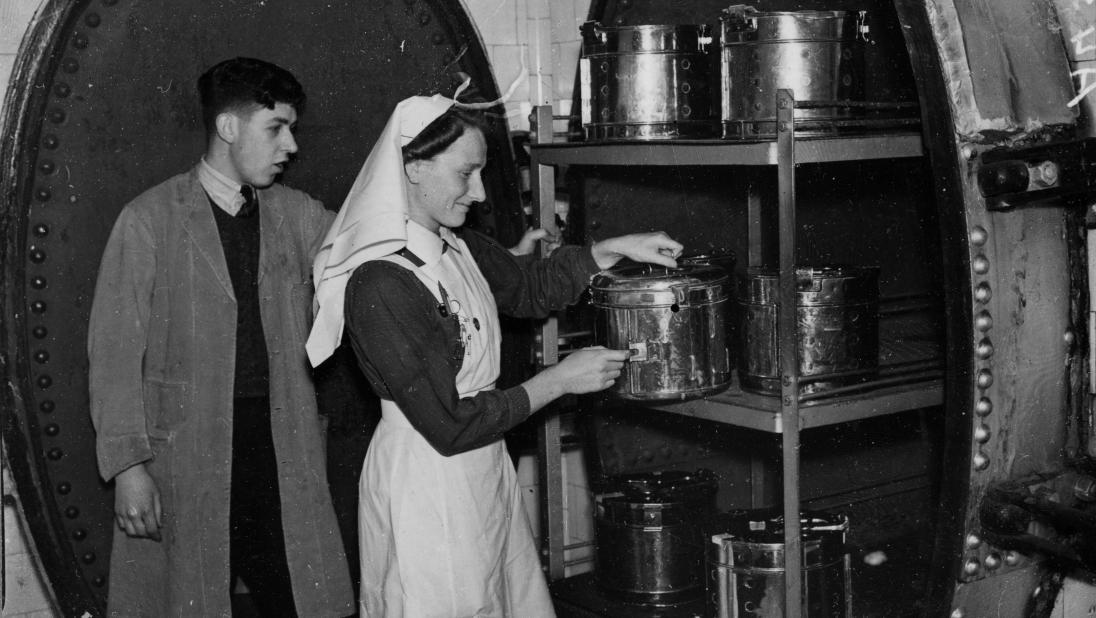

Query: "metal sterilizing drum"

xmin=706 ymin=509 xmax=851 ymax=618
xmin=737 ymin=266 xmax=879 ymax=395
xmin=580 ymin=21 xmax=716 ymax=140
xmin=596 ymin=469 xmax=719 ymax=604
xmin=720 ymin=5 xmax=867 ymax=139
xmin=592 ymin=263 xmax=732 ymax=401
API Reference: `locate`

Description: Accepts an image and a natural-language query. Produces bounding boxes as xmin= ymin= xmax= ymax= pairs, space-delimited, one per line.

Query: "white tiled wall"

xmin=4 ymin=443 xmax=59 ymax=617
xmin=464 ymin=0 xmax=591 ymax=130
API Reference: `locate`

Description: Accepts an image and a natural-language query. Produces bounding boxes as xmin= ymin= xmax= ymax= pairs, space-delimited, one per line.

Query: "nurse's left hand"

xmin=591 ymin=231 xmax=683 ymax=270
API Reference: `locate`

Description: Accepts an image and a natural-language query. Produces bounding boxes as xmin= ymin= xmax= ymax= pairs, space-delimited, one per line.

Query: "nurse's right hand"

xmin=555 ymin=346 xmax=631 ymax=394
xmin=114 ymin=463 xmax=163 ymax=542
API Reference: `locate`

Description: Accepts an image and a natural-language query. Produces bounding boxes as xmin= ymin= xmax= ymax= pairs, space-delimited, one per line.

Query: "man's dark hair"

xmin=402 ymin=106 xmax=489 ymax=163
xmin=198 ymin=57 xmax=306 ymax=134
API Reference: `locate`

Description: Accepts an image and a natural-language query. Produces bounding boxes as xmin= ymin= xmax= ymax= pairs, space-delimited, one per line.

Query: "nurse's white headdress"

xmin=306 ymin=92 xmax=457 ymax=366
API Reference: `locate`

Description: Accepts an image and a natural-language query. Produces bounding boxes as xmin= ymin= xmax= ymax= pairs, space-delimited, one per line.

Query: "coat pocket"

xmin=144 ymin=379 xmax=189 ymax=438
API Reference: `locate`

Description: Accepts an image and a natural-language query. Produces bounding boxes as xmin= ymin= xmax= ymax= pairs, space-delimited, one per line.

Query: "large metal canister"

xmin=580 ymin=21 xmax=716 ymax=140
xmin=706 ymin=509 xmax=851 ymax=618
xmin=596 ymin=469 xmax=719 ymax=603
xmin=737 ymin=266 xmax=879 ymax=395
xmin=592 ymin=263 xmax=732 ymax=401
xmin=720 ymin=6 xmax=865 ymax=139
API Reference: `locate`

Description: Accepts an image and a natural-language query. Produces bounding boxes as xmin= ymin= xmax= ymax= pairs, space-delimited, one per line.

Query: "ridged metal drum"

xmin=592 ymin=263 xmax=732 ymax=401
xmin=720 ymin=6 xmax=866 ymax=139
xmin=596 ymin=469 xmax=719 ymax=604
xmin=737 ymin=266 xmax=879 ymax=395
xmin=580 ymin=21 xmax=716 ymax=140
xmin=706 ymin=509 xmax=851 ymax=618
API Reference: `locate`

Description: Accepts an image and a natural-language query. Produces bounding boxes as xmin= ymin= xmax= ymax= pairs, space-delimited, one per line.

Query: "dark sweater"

xmin=344 ymin=228 xmax=600 ymax=456
xmin=209 ymin=199 xmax=270 ymax=398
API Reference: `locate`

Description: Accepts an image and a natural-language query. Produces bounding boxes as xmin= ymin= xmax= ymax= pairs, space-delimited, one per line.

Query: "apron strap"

xmin=380 ymin=252 xmax=456 ymax=319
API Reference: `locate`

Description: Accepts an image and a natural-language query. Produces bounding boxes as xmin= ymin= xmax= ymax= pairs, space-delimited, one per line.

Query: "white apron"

xmin=358 ymin=239 xmax=555 ymax=618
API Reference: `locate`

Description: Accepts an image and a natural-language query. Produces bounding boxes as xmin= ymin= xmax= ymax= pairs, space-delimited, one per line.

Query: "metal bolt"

xmin=973 ymin=452 xmax=990 ymax=470
xmin=976 ymin=369 xmax=994 ymax=389
xmin=974 ymin=282 xmax=991 ymax=303
xmin=962 ymin=558 xmax=980 ymax=576
xmin=778 ymin=121 xmax=789 ymax=132
xmin=969 ymin=226 xmax=988 ymax=246
xmin=974 ymin=424 xmax=991 ymax=443
xmin=960 ymin=144 xmax=976 ymax=160
xmin=984 ymin=552 xmax=1001 ymax=570
xmin=975 ymin=311 xmax=993 ymax=332
xmin=975 ymin=397 xmax=993 ymax=416
xmin=1064 ymin=330 xmax=1075 ymax=346
xmin=951 ymin=609 xmax=965 ymax=618
xmin=972 ymin=254 xmax=990 ymax=275
xmin=976 ymin=339 xmax=994 ymax=359
xmin=965 ymin=533 xmax=982 ymax=549
xmin=1004 ymin=551 xmax=1021 ymax=566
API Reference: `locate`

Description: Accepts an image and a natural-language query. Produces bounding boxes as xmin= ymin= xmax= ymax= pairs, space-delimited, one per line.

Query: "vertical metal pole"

xmin=776 ymin=89 xmax=802 ymax=618
xmin=530 ymin=105 xmax=566 ymax=581
xmin=747 ymin=184 xmax=763 ymax=268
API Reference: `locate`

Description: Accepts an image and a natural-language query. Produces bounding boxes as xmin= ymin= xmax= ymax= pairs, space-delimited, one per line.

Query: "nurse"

xmin=307 ymin=92 xmax=682 ymax=617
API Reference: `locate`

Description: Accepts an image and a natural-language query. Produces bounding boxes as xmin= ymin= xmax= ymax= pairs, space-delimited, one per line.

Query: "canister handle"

xmin=580 ymin=20 xmax=606 ymax=44
xmin=671 ymin=283 xmax=689 ymax=306
xmin=721 ymin=5 xmax=758 ymax=31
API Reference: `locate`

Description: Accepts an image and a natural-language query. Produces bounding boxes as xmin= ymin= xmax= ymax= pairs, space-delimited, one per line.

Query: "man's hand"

xmin=114 ymin=463 xmax=162 ymax=542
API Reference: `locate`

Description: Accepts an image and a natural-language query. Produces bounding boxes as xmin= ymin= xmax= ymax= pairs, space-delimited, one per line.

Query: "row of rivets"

xmin=45 ymin=1 xmax=113 ymax=589
xmin=970 ymin=224 xmax=995 ymax=481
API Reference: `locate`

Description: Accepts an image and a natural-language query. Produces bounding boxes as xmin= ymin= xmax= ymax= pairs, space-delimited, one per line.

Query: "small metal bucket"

xmin=720 ymin=6 xmax=866 ymax=139
xmin=736 ymin=266 xmax=879 ymax=395
xmin=596 ymin=469 xmax=719 ymax=604
xmin=706 ymin=509 xmax=851 ymax=618
xmin=592 ymin=263 xmax=732 ymax=401
xmin=580 ymin=21 xmax=717 ymax=140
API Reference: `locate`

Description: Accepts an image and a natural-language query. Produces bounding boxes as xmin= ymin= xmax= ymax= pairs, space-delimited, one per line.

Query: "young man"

xmin=88 ymin=57 xmax=353 ymax=617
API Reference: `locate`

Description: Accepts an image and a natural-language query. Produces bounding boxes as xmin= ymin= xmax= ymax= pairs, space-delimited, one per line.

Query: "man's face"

xmin=226 ymin=102 xmax=298 ymax=188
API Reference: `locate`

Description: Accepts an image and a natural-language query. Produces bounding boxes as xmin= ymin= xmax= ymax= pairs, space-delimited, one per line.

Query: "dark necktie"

xmin=238 ymin=185 xmax=258 ymax=218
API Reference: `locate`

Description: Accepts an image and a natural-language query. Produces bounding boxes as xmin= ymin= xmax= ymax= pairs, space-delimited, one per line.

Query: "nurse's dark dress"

xmin=344 ymin=221 xmax=599 ymax=617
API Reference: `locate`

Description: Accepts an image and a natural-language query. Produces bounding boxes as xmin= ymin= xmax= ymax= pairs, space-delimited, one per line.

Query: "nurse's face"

xmin=405 ymin=127 xmax=487 ymax=233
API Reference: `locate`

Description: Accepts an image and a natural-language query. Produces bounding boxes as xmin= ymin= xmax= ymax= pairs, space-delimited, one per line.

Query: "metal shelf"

xmin=531 ymin=98 xmax=933 ymax=618
xmin=590 ymin=312 xmax=944 ymax=433
xmin=530 ymin=133 xmax=924 ymax=167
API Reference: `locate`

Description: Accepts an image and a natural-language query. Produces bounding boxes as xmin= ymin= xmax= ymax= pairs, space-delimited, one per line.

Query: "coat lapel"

xmin=181 ymin=170 xmax=235 ymax=300
xmin=257 ymin=188 xmax=286 ymax=286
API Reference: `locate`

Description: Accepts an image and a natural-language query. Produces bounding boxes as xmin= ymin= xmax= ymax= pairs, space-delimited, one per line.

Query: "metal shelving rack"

xmin=530 ymin=92 xmax=934 ymax=618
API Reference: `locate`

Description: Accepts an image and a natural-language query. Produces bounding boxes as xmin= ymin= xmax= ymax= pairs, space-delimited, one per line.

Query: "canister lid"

xmin=590 ymin=263 xmax=729 ymax=307
xmin=738 ymin=265 xmax=879 ymax=305
xmin=611 ymin=469 xmax=718 ymax=502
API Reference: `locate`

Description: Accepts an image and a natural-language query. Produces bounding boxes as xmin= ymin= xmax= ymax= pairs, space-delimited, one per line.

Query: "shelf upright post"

xmin=776 ymin=89 xmax=803 ymax=618
xmin=530 ymin=104 xmax=567 ymax=581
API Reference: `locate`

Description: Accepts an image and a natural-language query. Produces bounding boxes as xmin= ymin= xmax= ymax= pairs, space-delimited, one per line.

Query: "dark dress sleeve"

xmin=344 ymin=260 xmax=532 ymax=456
xmin=459 ymin=229 xmax=602 ymax=318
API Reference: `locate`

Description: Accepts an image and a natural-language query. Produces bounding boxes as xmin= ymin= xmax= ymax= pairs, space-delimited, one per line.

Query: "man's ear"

xmin=215 ymin=112 xmax=238 ymax=144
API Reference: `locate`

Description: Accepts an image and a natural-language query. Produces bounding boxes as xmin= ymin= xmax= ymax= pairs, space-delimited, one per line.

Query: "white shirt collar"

xmin=405 ymin=220 xmax=448 ymax=266
xmin=197 ymin=158 xmax=249 ymax=216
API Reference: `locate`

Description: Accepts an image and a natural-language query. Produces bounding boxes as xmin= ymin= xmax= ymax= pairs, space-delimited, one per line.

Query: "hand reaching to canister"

xmin=523 ymin=346 xmax=632 ymax=410
xmin=591 ymin=231 xmax=684 ymax=270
